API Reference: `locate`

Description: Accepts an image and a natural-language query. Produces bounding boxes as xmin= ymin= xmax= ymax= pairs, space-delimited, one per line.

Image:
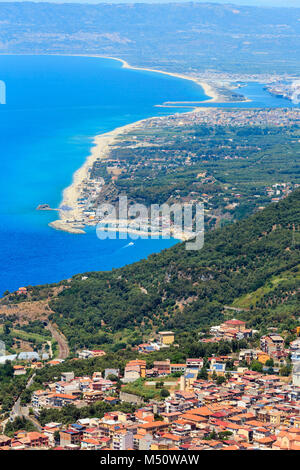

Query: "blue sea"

xmin=0 ymin=55 xmax=209 ymax=294
xmin=0 ymin=55 xmax=296 ymax=295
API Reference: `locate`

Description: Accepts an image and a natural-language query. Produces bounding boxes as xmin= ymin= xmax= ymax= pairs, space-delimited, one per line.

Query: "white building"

xmin=292 ymin=363 xmax=300 ymax=387
xmin=112 ymin=431 xmax=134 ymax=450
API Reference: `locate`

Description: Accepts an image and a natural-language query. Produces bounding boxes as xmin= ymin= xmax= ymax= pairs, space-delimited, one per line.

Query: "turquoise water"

xmin=0 ymin=55 xmax=209 ymax=294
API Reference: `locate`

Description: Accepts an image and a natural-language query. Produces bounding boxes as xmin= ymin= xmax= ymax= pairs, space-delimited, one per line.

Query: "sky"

xmin=0 ymin=0 xmax=299 ymax=6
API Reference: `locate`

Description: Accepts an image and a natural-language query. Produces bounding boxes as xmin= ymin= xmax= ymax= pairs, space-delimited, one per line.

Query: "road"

xmin=8 ymin=372 xmax=43 ymax=431
xmin=223 ymin=305 xmax=250 ymax=312
xmin=5 ymin=323 xmax=69 ymax=429
xmin=45 ymin=322 xmax=69 ymax=359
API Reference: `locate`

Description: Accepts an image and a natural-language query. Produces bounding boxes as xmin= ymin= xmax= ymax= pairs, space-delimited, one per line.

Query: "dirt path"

xmin=45 ymin=322 xmax=69 ymax=359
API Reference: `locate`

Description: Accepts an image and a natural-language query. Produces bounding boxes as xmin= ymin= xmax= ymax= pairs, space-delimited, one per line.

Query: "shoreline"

xmin=2 ymin=52 xmax=220 ymax=103
xmin=103 ymin=56 xmax=220 ymax=103
xmin=49 ymin=118 xmax=149 ymax=234
xmin=49 ymin=54 xmax=223 ymax=236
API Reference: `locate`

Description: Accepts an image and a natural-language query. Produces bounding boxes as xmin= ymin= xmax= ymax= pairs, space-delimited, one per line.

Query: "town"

xmin=51 ymin=107 xmax=300 ymax=237
xmin=1 ymin=319 xmax=300 ymax=451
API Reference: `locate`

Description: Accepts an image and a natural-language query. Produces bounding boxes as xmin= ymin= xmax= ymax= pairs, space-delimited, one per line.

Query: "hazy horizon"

xmin=0 ymin=0 xmax=299 ymax=7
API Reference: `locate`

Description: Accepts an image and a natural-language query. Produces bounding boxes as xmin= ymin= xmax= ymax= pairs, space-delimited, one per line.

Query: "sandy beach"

xmin=49 ymin=118 xmax=148 ymax=234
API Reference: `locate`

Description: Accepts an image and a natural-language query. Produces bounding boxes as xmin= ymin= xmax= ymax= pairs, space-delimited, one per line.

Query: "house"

xmin=260 ymin=335 xmax=285 ymax=359
xmin=17 ymin=287 xmax=27 ymax=296
xmin=256 ymin=351 xmax=271 ymax=364
xmin=83 ymin=390 xmax=103 ymax=404
xmin=59 ymin=429 xmax=82 ymax=447
xmin=61 ymin=372 xmax=75 ymax=382
xmin=137 ymin=421 xmax=169 ymax=436
xmin=0 ymin=435 xmax=11 ymax=447
xmin=222 ymin=319 xmax=246 ymax=332
xmin=158 ymin=331 xmax=175 ymax=346
xmin=13 ymin=365 xmax=26 ymax=376
xmin=112 ymin=430 xmax=134 ymax=450
xmin=32 ymin=390 xmax=49 ymax=409
xmin=239 ymin=349 xmax=257 ymax=365
xmin=292 ymin=362 xmax=300 ymax=387
xmin=91 ymin=350 xmax=106 ymax=357
xmin=272 ymin=428 xmax=300 ymax=450
xmin=170 ymin=364 xmax=186 ymax=374
xmin=47 ymin=393 xmax=78 ymax=408
xmin=153 ymin=360 xmax=171 ymax=376
xmin=124 ymin=360 xmax=146 ymax=382
xmin=186 ymin=358 xmax=204 ymax=369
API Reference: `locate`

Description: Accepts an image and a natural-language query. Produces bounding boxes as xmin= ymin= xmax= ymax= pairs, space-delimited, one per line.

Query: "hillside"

xmin=1 ymin=2 xmax=300 ymax=74
xmin=46 ymin=189 xmax=300 ymax=350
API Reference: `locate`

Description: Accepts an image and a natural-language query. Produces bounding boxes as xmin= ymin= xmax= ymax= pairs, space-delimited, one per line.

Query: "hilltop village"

xmin=1 ymin=318 xmax=300 ymax=451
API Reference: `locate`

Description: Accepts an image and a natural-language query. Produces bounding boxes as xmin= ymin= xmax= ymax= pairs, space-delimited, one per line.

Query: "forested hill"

xmin=49 ymin=189 xmax=300 ymax=350
xmin=1 ymin=2 xmax=300 ymax=73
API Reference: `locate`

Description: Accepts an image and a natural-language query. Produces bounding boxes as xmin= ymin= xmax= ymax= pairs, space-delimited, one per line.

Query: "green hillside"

xmin=48 ymin=189 xmax=300 ymax=350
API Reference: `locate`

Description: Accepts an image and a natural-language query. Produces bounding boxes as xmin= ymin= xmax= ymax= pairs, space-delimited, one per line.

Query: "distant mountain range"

xmin=1 ymin=2 xmax=300 ymax=74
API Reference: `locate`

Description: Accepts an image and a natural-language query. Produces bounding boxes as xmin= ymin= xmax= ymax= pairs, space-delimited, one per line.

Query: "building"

xmin=124 ymin=360 xmax=146 ymax=382
xmin=59 ymin=429 xmax=82 ymax=448
xmin=222 ymin=319 xmax=246 ymax=332
xmin=170 ymin=364 xmax=186 ymax=374
xmin=158 ymin=331 xmax=175 ymax=346
xmin=104 ymin=369 xmax=120 ymax=379
xmin=153 ymin=360 xmax=171 ymax=376
xmin=292 ymin=362 xmax=300 ymax=387
xmin=61 ymin=372 xmax=75 ymax=382
xmin=17 ymin=287 xmax=27 ymax=296
xmin=112 ymin=430 xmax=134 ymax=450
xmin=260 ymin=335 xmax=285 ymax=359
xmin=13 ymin=365 xmax=26 ymax=376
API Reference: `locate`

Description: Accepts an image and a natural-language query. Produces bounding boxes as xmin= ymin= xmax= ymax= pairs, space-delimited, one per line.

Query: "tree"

xmin=197 ymin=367 xmax=208 ymax=380
xmin=160 ymin=388 xmax=170 ymax=398
xmin=54 ymin=430 xmax=60 ymax=445
xmin=250 ymin=360 xmax=263 ymax=373
xmin=212 ymin=370 xmax=218 ymax=381
xmin=155 ymin=381 xmax=164 ymax=389
xmin=216 ymin=376 xmax=226 ymax=385
xmin=280 ymin=364 xmax=292 ymax=377
xmin=3 ymin=323 xmax=11 ymax=336
xmin=265 ymin=358 xmax=274 ymax=367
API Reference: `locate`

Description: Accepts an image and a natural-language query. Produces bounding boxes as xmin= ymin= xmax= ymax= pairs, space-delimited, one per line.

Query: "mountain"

xmin=46 ymin=189 xmax=300 ymax=350
xmin=1 ymin=2 xmax=300 ymax=73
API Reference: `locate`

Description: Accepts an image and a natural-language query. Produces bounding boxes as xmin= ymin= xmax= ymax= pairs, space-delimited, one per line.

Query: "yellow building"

xmin=257 ymin=351 xmax=271 ymax=364
xmin=158 ymin=331 xmax=175 ymax=345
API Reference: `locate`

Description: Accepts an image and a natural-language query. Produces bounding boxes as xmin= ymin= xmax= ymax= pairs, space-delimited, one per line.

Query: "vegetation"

xmin=4 ymin=417 xmax=36 ymax=437
xmin=0 ymin=363 xmax=29 ymax=413
xmin=43 ymin=190 xmax=300 ymax=350
xmin=37 ymin=401 xmax=136 ymax=427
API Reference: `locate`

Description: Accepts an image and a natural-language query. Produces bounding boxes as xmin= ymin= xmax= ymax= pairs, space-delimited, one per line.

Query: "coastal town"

xmin=48 ymin=106 xmax=300 ymax=237
xmin=0 ymin=317 xmax=300 ymax=451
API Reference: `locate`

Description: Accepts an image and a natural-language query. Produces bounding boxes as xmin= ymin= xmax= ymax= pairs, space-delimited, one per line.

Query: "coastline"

xmin=49 ymin=118 xmax=148 ymax=235
xmin=36 ymin=53 xmax=220 ymax=104
xmin=105 ymin=56 xmax=220 ymax=103
xmin=48 ymin=54 xmax=226 ymax=236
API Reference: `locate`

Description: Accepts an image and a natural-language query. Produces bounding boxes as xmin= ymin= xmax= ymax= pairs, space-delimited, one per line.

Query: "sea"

xmin=0 ymin=55 xmax=297 ymax=295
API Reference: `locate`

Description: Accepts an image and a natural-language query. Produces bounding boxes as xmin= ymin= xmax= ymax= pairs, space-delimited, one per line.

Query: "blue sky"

xmin=0 ymin=0 xmax=299 ymax=6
